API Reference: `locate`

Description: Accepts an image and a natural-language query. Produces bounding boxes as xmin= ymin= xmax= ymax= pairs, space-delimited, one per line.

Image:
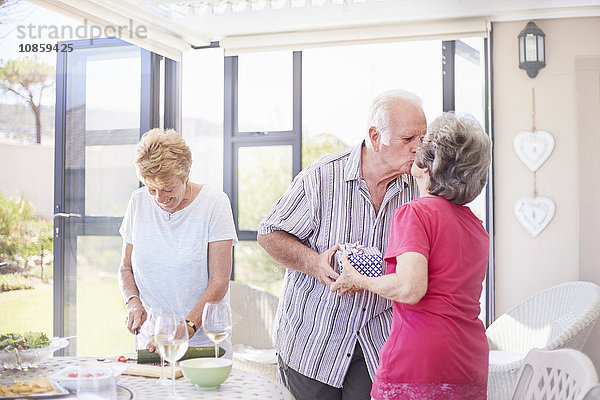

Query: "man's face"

xmin=377 ymin=104 xmax=427 ymax=175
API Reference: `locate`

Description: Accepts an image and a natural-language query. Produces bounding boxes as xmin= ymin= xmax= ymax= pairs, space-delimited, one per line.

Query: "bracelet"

xmin=125 ymin=294 xmax=140 ymax=304
xmin=185 ymin=319 xmax=197 ymax=333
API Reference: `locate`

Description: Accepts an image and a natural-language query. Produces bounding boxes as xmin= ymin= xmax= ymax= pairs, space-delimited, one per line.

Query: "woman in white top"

xmin=118 ymin=128 xmax=238 ymax=352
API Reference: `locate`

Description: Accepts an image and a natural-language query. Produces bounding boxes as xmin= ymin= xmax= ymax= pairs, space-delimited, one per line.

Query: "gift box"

xmin=334 ymin=242 xmax=382 ymax=277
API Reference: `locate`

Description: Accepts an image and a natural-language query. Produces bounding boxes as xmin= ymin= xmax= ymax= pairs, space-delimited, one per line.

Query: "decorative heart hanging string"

xmin=513 ymin=88 xmax=556 ymax=237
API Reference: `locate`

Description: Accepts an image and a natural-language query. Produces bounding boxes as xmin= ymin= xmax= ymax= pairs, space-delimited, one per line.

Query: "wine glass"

xmin=154 ymin=311 xmax=189 ymax=400
xmin=145 ymin=307 xmax=169 ymax=386
xmin=201 ymin=300 xmax=232 ymax=358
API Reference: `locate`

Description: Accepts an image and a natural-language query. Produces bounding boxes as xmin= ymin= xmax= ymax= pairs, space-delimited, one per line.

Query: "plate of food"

xmin=0 ymin=332 xmax=70 ymax=370
xmin=0 ymin=378 xmax=69 ymax=399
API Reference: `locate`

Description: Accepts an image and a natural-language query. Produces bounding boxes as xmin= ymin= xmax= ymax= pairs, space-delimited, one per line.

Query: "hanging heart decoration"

xmin=513 ymin=130 xmax=555 ymax=172
xmin=513 ymin=196 xmax=555 ymax=237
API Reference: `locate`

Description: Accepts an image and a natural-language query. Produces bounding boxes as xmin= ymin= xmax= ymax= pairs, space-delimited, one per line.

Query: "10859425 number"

xmin=19 ymin=43 xmax=73 ymax=53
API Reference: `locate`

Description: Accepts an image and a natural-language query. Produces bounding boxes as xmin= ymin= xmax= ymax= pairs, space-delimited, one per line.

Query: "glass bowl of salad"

xmin=0 ymin=332 xmax=70 ymax=369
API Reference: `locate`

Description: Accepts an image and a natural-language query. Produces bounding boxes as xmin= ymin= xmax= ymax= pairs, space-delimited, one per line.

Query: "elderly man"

xmin=257 ymin=89 xmax=427 ymax=400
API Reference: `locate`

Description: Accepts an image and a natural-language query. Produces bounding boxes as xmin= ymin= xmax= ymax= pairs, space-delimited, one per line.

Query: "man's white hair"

xmin=365 ymin=89 xmax=424 ymax=149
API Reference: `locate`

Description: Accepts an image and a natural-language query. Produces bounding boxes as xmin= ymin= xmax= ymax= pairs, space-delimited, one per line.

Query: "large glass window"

xmin=238 ymin=51 xmax=293 ymax=133
xmin=302 ymin=40 xmax=442 ymax=161
xmin=223 ymin=52 xmax=301 ymax=296
xmin=227 ymin=41 xmax=445 ymax=296
xmin=237 ymin=146 xmax=293 ymax=231
xmin=214 ymin=37 xmax=491 ymax=323
xmin=181 ymin=48 xmax=224 ymax=189
xmin=85 ymin=53 xmax=141 ymax=131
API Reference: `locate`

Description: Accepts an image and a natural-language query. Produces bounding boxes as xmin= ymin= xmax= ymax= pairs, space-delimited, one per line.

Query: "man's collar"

xmin=398 ymin=174 xmax=412 ymax=189
xmin=343 ymin=141 xmax=364 ymax=182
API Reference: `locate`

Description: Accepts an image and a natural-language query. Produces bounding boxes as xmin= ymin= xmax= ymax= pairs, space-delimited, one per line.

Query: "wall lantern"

xmin=518 ymin=21 xmax=546 ymax=78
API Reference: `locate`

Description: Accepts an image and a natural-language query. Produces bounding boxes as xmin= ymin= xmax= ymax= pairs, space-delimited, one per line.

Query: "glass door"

xmin=53 ymin=38 xmax=178 ymax=355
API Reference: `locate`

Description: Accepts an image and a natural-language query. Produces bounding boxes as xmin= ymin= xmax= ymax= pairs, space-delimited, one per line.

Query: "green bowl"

xmin=180 ymin=358 xmax=233 ymax=390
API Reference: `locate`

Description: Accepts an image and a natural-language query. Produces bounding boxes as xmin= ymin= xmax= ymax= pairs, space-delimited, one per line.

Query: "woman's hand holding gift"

xmin=331 ymin=252 xmax=365 ymax=296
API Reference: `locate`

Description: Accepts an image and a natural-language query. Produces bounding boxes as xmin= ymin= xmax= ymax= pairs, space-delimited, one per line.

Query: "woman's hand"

xmin=186 ymin=324 xmax=196 ymax=339
xmin=330 ymin=252 xmax=364 ymax=296
xmin=146 ymin=342 xmax=156 ymax=353
xmin=125 ymin=297 xmax=147 ymax=334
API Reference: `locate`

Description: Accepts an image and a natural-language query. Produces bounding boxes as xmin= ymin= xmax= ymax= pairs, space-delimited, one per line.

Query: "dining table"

xmin=1 ymin=357 xmax=294 ymax=399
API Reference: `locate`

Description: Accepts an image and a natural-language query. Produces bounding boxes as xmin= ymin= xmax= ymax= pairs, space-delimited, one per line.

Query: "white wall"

xmin=0 ymin=143 xmax=54 ymax=218
xmin=492 ymin=17 xmax=600 ymax=368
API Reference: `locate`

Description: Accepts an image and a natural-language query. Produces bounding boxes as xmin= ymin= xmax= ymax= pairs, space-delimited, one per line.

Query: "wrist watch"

xmin=185 ymin=319 xmax=197 ymax=333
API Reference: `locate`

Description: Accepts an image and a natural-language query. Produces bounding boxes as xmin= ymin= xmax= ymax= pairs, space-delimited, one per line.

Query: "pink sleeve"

xmin=384 ymin=203 xmax=430 ymax=264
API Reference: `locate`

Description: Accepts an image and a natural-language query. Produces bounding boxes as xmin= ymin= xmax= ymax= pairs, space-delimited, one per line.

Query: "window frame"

xmin=223 ymin=52 xmax=303 ymax=244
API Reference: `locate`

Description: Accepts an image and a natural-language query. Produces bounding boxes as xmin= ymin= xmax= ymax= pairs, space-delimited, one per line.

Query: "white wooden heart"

xmin=513 ymin=130 xmax=555 ymax=172
xmin=513 ymin=196 xmax=555 ymax=237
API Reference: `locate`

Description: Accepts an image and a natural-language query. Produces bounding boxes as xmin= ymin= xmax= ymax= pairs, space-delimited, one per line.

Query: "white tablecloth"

xmin=1 ymin=357 xmax=294 ymax=399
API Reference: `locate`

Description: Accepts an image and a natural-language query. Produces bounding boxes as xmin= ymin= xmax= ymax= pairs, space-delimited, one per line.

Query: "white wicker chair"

xmin=511 ymin=349 xmax=599 ymax=400
xmin=229 ymin=280 xmax=279 ymax=381
xmin=581 ymin=384 xmax=600 ymax=400
xmin=487 ymin=281 xmax=600 ymax=400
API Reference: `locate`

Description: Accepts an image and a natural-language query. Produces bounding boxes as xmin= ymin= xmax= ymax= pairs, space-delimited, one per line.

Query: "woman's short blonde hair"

xmin=135 ymin=128 xmax=192 ymax=187
xmin=415 ymin=112 xmax=491 ymax=206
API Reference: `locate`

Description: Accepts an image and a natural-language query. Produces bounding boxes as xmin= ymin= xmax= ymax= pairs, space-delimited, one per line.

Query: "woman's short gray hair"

xmin=366 ymin=89 xmax=423 ymax=148
xmin=415 ymin=112 xmax=491 ymax=206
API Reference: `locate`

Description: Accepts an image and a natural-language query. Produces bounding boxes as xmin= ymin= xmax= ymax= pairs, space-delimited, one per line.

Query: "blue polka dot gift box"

xmin=334 ymin=242 xmax=382 ymax=277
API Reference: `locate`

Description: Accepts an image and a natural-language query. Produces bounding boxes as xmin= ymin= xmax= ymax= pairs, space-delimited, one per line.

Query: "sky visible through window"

xmin=0 ymin=1 xmax=77 ymax=105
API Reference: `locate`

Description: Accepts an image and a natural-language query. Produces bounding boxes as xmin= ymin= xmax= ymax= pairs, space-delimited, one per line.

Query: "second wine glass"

xmin=145 ymin=307 xmax=169 ymax=386
xmin=154 ymin=311 xmax=189 ymax=400
xmin=202 ymin=300 xmax=232 ymax=358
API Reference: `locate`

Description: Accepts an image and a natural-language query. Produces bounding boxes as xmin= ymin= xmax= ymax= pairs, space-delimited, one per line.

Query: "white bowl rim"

xmin=50 ymin=364 xmax=126 ymax=380
xmin=180 ymin=358 xmax=233 ymax=368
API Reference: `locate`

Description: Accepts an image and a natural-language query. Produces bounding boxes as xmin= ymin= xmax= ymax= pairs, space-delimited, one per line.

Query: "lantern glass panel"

xmin=519 ymin=37 xmax=525 ymax=63
xmin=525 ymin=34 xmax=537 ymax=62
xmin=537 ymin=36 xmax=545 ymax=62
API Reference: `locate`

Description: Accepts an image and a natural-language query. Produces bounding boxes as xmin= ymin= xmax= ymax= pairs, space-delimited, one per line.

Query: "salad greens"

xmin=0 ymin=331 xmax=50 ymax=351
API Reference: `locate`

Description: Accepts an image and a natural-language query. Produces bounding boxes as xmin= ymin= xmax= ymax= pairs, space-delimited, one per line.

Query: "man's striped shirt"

xmin=258 ymin=141 xmax=419 ymax=387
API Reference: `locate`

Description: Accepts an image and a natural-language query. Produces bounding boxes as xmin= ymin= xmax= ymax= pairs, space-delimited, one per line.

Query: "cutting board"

xmin=81 ymin=360 xmax=183 ymax=379
xmin=122 ymin=363 xmax=182 ymax=378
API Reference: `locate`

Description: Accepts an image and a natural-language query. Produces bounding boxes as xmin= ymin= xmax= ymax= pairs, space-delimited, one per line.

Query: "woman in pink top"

xmin=331 ymin=112 xmax=492 ymax=400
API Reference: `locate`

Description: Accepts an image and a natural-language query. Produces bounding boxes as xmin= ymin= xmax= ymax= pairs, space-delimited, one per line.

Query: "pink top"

xmin=371 ymin=197 xmax=489 ymax=400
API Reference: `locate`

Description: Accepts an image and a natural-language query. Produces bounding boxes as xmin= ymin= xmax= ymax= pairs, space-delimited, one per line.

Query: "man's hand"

xmin=331 ymin=252 xmax=364 ymax=296
xmin=257 ymin=232 xmax=342 ymax=286
xmin=309 ymin=243 xmax=341 ymax=286
xmin=125 ymin=297 xmax=146 ymax=334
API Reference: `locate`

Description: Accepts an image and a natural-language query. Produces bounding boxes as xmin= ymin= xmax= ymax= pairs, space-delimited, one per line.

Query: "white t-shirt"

xmin=119 ymin=185 xmax=238 ymax=348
